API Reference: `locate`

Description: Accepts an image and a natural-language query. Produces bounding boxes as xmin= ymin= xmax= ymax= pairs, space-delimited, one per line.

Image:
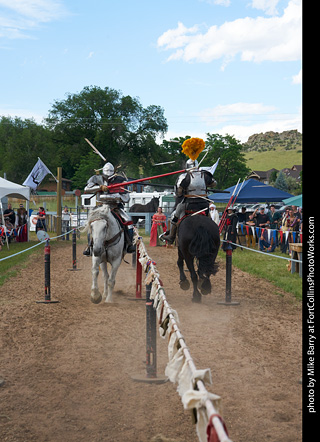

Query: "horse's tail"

xmin=188 ymin=226 xmax=219 ymax=276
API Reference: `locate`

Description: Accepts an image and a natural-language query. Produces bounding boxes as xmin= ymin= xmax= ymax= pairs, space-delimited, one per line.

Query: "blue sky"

xmin=0 ymin=0 xmax=302 ymax=143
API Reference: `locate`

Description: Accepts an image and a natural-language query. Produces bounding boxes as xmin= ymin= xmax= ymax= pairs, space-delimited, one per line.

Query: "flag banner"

xmin=23 ymin=158 xmax=55 ymax=190
xmin=267 ymin=229 xmax=271 ymax=242
xmin=200 ymin=158 xmax=220 ymax=176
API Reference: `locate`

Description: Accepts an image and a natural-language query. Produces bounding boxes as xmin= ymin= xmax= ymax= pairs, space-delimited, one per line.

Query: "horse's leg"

xmin=185 ymin=255 xmax=201 ymax=303
xmin=177 ymin=248 xmax=190 ymax=291
xmin=105 ymin=256 xmax=122 ymax=303
xmin=91 ymin=256 xmax=102 ymax=304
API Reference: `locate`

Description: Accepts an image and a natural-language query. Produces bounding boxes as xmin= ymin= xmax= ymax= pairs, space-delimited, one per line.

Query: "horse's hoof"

xmin=91 ymin=293 xmax=102 ymax=304
xmin=179 ymin=279 xmax=190 ymax=291
xmin=192 ymin=294 xmax=202 ymax=303
xmin=199 ymin=278 xmax=211 ymax=295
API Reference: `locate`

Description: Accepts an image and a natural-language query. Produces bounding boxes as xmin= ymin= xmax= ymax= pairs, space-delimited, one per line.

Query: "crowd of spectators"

xmin=233 ymin=204 xmax=302 ymax=253
xmin=1 ymin=204 xmax=74 ymax=251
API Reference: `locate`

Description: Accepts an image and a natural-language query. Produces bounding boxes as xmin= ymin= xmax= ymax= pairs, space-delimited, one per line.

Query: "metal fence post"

xmin=68 ymin=229 xmax=81 ymax=271
xmin=36 ymin=239 xmax=59 ymax=304
xmin=217 ymin=244 xmax=240 ymax=306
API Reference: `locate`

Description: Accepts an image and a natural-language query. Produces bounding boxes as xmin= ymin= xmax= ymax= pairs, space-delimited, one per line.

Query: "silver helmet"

xmin=102 ymin=162 xmax=114 ymax=177
xmin=186 ymin=159 xmax=199 ymax=169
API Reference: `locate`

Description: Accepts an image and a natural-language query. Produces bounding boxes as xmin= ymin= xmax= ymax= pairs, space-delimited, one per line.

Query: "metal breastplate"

xmin=186 ymin=171 xmax=207 ymax=195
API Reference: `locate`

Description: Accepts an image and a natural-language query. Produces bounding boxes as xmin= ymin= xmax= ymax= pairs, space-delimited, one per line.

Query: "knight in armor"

xmin=221 ymin=207 xmax=238 ymax=251
xmin=160 ymin=158 xmax=217 ymax=244
xmin=83 ymin=162 xmax=135 ymax=255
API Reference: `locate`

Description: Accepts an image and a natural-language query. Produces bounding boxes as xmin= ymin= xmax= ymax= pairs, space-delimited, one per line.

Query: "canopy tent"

xmin=209 ymin=179 xmax=293 ymax=203
xmin=0 ymin=177 xmax=31 ymax=245
xmin=0 ymin=177 xmax=30 ymax=200
xmin=282 ymin=194 xmax=302 ymax=207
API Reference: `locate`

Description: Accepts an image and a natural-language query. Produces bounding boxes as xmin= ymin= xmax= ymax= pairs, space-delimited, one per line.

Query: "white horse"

xmin=84 ymin=205 xmax=125 ymax=303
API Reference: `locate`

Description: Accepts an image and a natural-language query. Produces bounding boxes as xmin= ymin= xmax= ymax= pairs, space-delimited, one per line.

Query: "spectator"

xmin=245 ymin=210 xmax=256 ymax=248
xmin=292 ymin=205 xmax=301 ymax=222
xmin=209 ymin=203 xmax=220 ymax=225
xmin=268 ymin=204 xmax=282 ymax=230
xmin=253 ymin=206 xmax=270 ymax=228
xmin=287 ymin=207 xmax=300 ymax=243
xmin=280 ymin=207 xmax=290 ymax=253
xmin=3 ymin=203 xmax=15 ymax=227
xmin=150 ymin=207 xmax=167 ymax=247
xmin=236 ymin=206 xmax=247 ymax=246
xmin=16 ymin=203 xmax=28 ymax=242
xmin=237 ymin=206 xmax=247 ymax=223
xmin=62 ymin=206 xmax=72 ymax=240
xmin=36 ymin=207 xmax=47 ymax=233
xmin=259 ymin=225 xmax=276 ymax=253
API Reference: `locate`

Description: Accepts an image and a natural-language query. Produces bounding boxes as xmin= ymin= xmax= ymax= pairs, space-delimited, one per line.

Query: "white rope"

xmin=0 ymin=227 xmax=79 ymax=262
xmin=222 ymin=239 xmax=302 ymax=263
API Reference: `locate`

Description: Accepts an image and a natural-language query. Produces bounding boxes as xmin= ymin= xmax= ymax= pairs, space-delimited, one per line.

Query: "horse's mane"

xmin=82 ymin=205 xmax=111 ymax=233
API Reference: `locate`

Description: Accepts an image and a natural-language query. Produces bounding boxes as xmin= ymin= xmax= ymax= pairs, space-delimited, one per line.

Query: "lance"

xmin=85 ymin=138 xmax=107 ymax=162
xmin=219 ymin=178 xmax=245 ymax=234
xmin=96 ymin=168 xmax=192 ymax=193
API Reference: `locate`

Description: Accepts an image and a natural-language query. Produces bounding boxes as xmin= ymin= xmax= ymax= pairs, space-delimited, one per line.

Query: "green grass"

xmin=218 ymin=246 xmax=302 ymax=300
xmin=0 ymin=231 xmax=87 ymax=287
xmin=244 ymin=148 xmax=302 ymax=170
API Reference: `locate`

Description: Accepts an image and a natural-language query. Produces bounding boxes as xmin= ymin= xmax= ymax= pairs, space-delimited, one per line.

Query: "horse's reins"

xmin=89 ymin=217 xmax=123 ymax=249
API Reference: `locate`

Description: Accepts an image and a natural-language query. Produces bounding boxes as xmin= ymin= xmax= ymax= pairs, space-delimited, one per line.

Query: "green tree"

xmin=0 ymin=116 xmax=56 ymax=184
xmin=203 ymin=133 xmax=250 ymax=189
xmin=274 ymin=171 xmax=288 ymax=191
xmin=45 ymin=86 xmax=168 ymax=185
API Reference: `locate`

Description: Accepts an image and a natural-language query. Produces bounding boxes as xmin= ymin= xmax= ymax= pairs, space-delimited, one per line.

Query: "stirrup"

xmin=159 ymin=233 xmax=174 ymax=244
xmin=83 ymin=247 xmax=91 ymax=256
xmin=159 ymin=232 xmax=168 ymax=243
xmin=126 ymin=244 xmax=136 ymax=253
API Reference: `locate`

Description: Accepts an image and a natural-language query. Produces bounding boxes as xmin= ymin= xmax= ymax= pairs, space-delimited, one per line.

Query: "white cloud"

xmin=292 ymin=68 xmax=302 ymax=84
xmin=0 ymin=0 xmax=69 ymax=39
xmin=198 ymin=103 xmax=302 ymax=142
xmin=249 ymin=0 xmax=281 ymax=16
xmin=0 ymin=106 xmax=45 ymax=122
xmin=157 ymin=0 xmax=301 ymax=65
xmin=199 ymin=102 xmax=277 ymax=124
xmin=164 ymin=103 xmax=302 ymax=143
xmin=199 ymin=0 xmax=231 ymax=6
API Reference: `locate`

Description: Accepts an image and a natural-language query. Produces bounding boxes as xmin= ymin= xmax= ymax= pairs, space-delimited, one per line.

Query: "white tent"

xmin=0 ymin=177 xmax=31 ymax=244
xmin=0 ymin=177 xmax=30 ymax=200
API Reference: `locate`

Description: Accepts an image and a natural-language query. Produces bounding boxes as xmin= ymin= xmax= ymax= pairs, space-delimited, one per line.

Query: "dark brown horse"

xmin=129 ymin=197 xmax=159 ymax=225
xmin=177 ymin=214 xmax=220 ymax=303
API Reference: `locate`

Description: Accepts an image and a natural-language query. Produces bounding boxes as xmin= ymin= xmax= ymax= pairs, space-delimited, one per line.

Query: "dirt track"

xmin=0 ymin=238 xmax=302 ymax=442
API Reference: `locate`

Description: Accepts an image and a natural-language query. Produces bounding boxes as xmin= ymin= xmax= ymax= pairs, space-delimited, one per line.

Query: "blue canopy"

xmin=209 ymin=179 xmax=293 ymax=203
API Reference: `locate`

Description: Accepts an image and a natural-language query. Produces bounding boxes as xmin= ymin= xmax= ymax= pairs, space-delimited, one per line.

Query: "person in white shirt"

xmin=209 ymin=203 xmax=219 ymax=225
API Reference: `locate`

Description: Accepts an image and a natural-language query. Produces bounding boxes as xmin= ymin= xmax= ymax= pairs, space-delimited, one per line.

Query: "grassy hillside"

xmin=244 ymin=147 xmax=302 ymax=170
xmin=242 ymin=130 xmax=302 ymax=170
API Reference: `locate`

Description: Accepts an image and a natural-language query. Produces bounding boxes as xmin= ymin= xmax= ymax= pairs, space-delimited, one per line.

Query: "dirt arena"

xmin=0 ymin=238 xmax=302 ymax=442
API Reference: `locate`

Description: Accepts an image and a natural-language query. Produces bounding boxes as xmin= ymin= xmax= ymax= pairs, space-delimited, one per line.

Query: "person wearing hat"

xmin=209 ymin=203 xmax=219 ymax=225
xmin=222 ymin=206 xmax=238 ymax=251
xmin=253 ymin=206 xmax=270 ymax=228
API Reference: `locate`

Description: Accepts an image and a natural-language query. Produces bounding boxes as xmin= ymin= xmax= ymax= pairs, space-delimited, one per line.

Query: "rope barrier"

xmin=134 ymin=231 xmax=232 ymax=442
xmin=221 ymin=239 xmax=302 ymax=263
xmin=0 ymin=227 xmax=79 ymax=262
